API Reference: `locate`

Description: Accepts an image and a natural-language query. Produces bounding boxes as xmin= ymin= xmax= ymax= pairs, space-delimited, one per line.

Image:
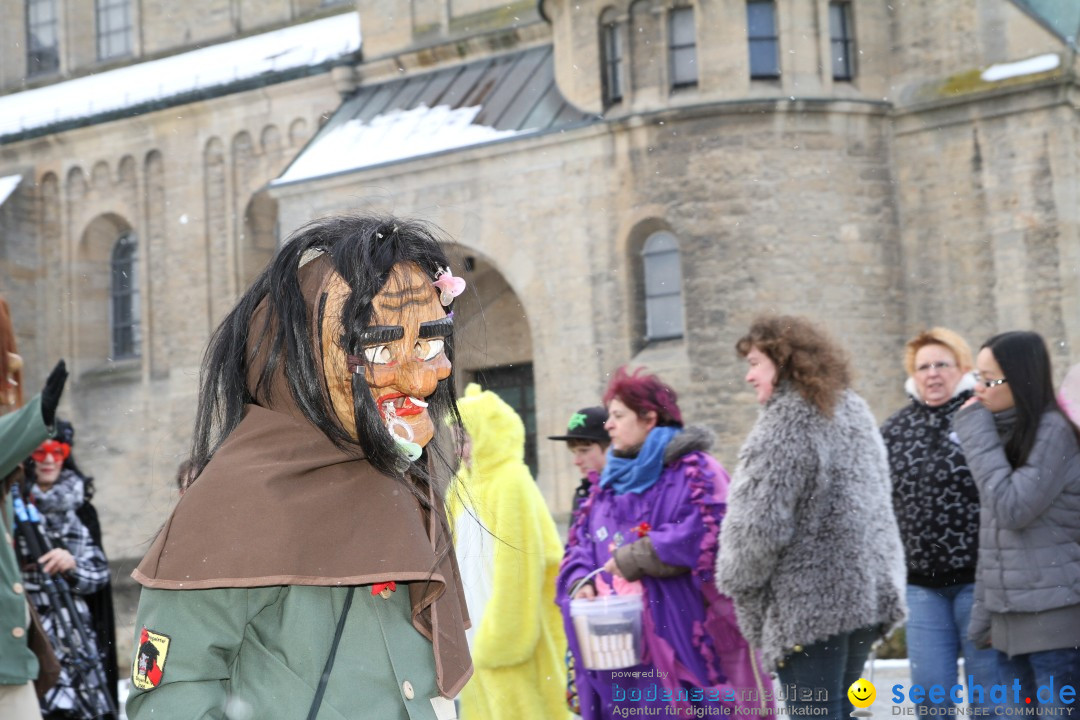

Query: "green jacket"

xmin=0 ymin=395 xmax=51 ymax=686
xmin=127 ymin=583 xmax=456 ymax=720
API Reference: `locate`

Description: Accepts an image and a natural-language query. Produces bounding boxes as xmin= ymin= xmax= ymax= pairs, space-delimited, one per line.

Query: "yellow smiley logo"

xmin=848 ymin=678 xmax=876 ymax=709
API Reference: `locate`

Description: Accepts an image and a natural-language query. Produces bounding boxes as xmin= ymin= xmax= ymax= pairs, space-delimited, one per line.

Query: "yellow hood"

xmin=456 ymin=382 xmax=525 ymax=478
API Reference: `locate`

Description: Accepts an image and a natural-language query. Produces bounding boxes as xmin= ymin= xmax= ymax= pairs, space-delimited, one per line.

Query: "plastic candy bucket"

xmin=569 ymin=594 xmax=644 ymax=670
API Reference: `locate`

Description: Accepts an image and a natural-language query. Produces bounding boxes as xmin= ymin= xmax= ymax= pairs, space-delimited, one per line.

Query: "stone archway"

xmin=444 ymin=246 xmax=538 ymax=476
xmin=75 ymin=213 xmax=137 ymax=373
xmin=239 ymin=190 xmax=279 ymax=291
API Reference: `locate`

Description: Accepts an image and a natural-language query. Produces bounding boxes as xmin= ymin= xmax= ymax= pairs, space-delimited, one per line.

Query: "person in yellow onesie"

xmin=449 ymin=383 xmax=569 ymax=720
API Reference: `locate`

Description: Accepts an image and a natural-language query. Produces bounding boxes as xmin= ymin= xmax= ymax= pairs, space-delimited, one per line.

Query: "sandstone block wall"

xmin=274 ymin=100 xmax=905 ymax=509
xmin=1 ymin=0 xmax=1078 ymax=683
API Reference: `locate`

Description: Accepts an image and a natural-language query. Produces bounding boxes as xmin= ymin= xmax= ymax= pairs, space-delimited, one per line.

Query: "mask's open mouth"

xmin=377 ymin=392 xmax=428 ymax=417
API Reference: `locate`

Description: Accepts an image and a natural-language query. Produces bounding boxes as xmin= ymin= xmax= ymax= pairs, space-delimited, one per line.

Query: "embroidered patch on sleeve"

xmin=132 ymin=626 xmax=171 ymax=690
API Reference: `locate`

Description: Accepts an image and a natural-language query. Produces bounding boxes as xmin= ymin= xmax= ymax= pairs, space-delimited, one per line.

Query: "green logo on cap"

xmin=567 ymin=412 xmax=588 ymax=431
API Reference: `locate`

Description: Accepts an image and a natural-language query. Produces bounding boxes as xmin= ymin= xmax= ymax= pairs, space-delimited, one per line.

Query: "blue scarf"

xmin=599 ymin=425 xmax=681 ymax=495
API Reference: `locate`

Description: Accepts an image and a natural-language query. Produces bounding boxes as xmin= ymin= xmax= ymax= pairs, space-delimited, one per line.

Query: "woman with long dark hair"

xmin=955 ymin=331 xmax=1080 ymax=707
xmin=126 ymin=215 xmax=472 ymax=719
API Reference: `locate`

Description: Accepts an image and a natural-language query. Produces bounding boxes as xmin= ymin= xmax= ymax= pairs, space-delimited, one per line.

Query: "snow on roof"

xmin=980 ymin=53 xmax=1060 ymax=82
xmin=0 ymin=12 xmax=360 ymax=140
xmin=273 ymin=45 xmax=595 ymax=186
xmin=0 ymin=175 xmax=22 ymax=208
xmin=275 ymin=105 xmax=518 ymax=184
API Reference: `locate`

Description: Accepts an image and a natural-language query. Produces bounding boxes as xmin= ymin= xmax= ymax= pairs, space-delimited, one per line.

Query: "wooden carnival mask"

xmin=320 ymin=262 xmax=455 ymax=459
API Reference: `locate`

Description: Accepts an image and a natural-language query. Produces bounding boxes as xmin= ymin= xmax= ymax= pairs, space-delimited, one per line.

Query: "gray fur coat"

xmin=715 ymin=385 xmax=906 ymax=670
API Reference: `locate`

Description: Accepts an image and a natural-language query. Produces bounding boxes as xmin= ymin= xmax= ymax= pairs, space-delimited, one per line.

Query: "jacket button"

xmin=12 ymin=626 xmax=25 ymax=638
xmin=793 ymin=645 xmax=803 ymax=653
xmin=12 ymin=582 xmax=22 ymax=594
xmin=402 ymin=680 xmax=415 ymax=700
xmin=777 ymin=660 xmax=785 ymax=669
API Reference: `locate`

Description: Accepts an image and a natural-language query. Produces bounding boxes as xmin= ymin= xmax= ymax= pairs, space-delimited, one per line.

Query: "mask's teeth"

xmin=409 ymin=396 xmax=429 ymax=408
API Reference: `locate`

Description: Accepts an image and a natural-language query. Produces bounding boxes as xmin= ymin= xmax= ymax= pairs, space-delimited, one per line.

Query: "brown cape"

xmin=132 ymin=254 xmax=472 ymax=697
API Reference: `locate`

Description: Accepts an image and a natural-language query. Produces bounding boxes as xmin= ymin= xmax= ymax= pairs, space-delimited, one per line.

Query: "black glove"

xmin=40 ymin=359 xmax=67 ymax=427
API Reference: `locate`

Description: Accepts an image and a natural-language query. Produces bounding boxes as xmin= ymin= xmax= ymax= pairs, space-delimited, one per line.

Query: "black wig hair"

xmin=982 ymin=330 xmax=1076 ymax=467
xmin=189 ymin=214 xmax=463 ymax=509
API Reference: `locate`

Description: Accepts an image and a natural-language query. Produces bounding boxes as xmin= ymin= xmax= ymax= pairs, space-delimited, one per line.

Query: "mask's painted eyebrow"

xmin=418 ymin=317 xmax=453 ymax=339
xmin=357 ymin=325 xmax=404 ymax=345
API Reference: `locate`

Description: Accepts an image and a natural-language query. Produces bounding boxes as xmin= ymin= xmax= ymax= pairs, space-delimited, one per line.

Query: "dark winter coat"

xmin=882 ymin=390 xmax=980 ymax=587
xmin=23 ymin=471 xmax=111 ymax=719
xmin=715 ymin=385 xmax=906 ymax=671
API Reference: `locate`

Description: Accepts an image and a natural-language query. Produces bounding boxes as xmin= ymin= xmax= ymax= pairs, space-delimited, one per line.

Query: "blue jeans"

xmin=995 ymin=647 xmax=1080 ymax=711
xmin=905 ymin=583 xmax=1001 ymax=709
xmin=776 ymin=625 xmax=878 ymax=718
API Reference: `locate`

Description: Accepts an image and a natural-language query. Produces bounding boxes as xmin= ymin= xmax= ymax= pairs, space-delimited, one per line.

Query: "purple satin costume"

xmin=557 ymin=450 xmax=771 ymax=719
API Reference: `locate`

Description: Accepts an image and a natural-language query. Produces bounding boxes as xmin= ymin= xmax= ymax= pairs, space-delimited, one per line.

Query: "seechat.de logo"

xmin=891 ymin=677 xmax=1076 ymax=716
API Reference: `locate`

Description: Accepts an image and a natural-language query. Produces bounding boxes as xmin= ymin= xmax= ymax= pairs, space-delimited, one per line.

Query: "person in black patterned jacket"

xmin=881 ymin=328 xmax=999 ymax=711
xmin=56 ymin=420 xmax=118 ymax=720
xmin=20 ymin=439 xmax=110 ymax=720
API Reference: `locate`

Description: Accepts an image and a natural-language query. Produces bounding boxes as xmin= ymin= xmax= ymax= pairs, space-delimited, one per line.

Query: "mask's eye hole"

xmin=364 ymin=345 xmax=393 ymax=364
xmin=415 ymin=339 xmax=444 ymax=361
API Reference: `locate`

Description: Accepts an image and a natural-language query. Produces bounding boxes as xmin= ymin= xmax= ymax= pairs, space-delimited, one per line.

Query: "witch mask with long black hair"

xmin=136 ymin=215 xmax=475 ymax=696
xmin=323 ymin=262 xmax=458 ymax=461
xmin=192 ymin=214 xmax=467 ymax=481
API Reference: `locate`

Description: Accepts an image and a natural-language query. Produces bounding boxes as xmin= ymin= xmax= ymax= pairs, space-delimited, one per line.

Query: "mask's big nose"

xmin=393 ymin=359 xmax=436 ymax=399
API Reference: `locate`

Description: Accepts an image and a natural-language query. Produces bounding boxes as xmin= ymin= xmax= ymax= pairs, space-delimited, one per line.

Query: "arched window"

xmin=641 ymin=231 xmax=684 ymax=340
xmin=110 ymin=232 xmax=140 ymax=358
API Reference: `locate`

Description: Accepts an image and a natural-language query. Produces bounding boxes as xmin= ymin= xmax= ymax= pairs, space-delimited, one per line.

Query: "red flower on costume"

xmin=371 ymin=581 xmax=397 ymax=596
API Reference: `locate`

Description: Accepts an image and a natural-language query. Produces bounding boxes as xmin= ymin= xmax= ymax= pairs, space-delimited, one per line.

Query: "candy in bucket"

xmin=569 ymin=568 xmax=644 ymax=670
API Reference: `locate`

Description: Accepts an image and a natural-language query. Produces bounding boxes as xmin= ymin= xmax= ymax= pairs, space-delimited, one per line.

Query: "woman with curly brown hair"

xmin=716 ymin=315 xmax=906 ymax=719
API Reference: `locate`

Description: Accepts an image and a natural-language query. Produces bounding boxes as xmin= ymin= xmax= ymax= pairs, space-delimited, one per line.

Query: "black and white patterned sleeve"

xmin=63 ymin=515 xmax=110 ymax=595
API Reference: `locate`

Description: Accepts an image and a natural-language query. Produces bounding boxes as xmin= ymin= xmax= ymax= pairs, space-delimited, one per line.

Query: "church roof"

xmin=0 ymin=12 xmax=360 ymax=142
xmin=273 ymin=44 xmax=597 ymax=186
xmin=0 ymin=174 xmax=21 ymax=211
xmin=1010 ymin=0 xmax=1080 ymax=47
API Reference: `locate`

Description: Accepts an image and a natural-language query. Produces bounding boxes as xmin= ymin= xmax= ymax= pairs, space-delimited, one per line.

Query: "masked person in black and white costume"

xmin=20 ymin=438 xmax=110 ymax=720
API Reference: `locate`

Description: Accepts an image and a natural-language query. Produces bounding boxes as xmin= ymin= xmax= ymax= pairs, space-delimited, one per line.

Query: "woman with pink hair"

xmin=556 ymin=367 xmax=765 ymax=719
